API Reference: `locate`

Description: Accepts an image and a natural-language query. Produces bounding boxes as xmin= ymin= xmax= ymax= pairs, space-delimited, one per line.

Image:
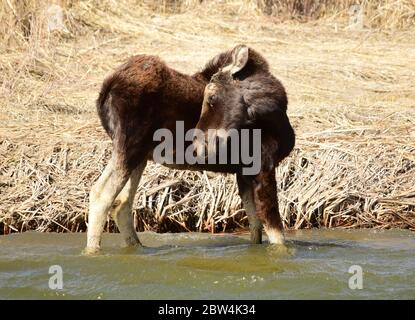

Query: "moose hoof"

xmin=82 ymin=246 xmax=101 ymax=256
xmin=265 ymin=227 xmax=285 ymax=245
xmin=124 ymin=236 xmax=142 ymax=247
xmin=250 ymin=229 xmax=263 ymax=244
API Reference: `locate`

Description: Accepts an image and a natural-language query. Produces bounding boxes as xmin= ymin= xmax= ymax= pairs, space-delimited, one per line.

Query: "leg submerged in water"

xmin=85 ymin=155 xmax=130 ymax=255
xmin=252 ymin=169 xmax=285 ymax=245
xmin=110 ymin=161 xmax=146 ymax=247
xmin=237 ymin=174 xmax=263 ymax=244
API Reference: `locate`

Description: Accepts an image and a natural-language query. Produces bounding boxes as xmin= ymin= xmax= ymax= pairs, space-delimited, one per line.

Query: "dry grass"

xmin=0 ymin=0 xmax=414 ymax=235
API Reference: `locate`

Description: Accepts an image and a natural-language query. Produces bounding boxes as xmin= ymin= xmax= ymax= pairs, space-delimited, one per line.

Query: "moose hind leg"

xmin=237 ymin=174 xmax=263 ymax=244
xmin=85 ymin=155 xmax=130 ymax=254
xmin=110 ymin=161 xmax=146 ymax=247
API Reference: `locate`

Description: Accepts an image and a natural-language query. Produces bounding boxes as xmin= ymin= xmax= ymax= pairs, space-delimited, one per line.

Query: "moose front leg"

xmin=236 ymin=174 xmax=263 ymax=244
xmin=252 ymin=169 xmax=285 ymax=245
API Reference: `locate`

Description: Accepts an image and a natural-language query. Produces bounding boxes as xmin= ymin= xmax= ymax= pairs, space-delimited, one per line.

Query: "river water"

xmin=0 ymin=229 xmax=414 ymax=299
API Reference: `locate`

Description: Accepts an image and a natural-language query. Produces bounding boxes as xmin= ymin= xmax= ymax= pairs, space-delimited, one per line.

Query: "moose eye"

xmin=207 ymin=94 xmax=216 ymax=107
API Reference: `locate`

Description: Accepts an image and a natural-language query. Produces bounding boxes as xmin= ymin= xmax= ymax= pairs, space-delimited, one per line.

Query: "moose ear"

xmin=230 ymin=45 xmax=249 ymax=75
xmin=222 ymin=45 xmax=249 ymax=76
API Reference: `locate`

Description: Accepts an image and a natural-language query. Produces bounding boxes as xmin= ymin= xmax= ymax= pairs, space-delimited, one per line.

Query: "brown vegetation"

xmin=0 ymin=0 xmax=414 ymax=234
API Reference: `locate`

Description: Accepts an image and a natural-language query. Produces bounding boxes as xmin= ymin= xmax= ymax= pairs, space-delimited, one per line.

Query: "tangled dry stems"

xmin=0 ymin=0 xmax=414 ymax=234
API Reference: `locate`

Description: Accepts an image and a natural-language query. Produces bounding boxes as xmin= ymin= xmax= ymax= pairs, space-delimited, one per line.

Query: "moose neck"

xmin=160 ymin=49 xmax=233 ymax=119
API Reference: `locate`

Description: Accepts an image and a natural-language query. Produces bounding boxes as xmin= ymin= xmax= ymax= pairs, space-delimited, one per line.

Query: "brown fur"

xmin=97 ymin=51 xmax=235 ymax=171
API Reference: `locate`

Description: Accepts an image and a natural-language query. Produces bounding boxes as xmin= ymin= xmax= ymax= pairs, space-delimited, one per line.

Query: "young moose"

xmin=85 ymin=45 xmax=295 ymax=254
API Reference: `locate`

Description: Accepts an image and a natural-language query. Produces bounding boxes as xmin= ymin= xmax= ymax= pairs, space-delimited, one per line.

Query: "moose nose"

xmin=207 ymin=94 xmax=216 ymax=107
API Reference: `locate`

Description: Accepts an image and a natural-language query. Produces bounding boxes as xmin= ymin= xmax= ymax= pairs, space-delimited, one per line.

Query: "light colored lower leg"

xmin=264 ymin=225 xmax=285 ymax=244
xmin=85 ymin=157 xmax=129 ymax=254
xmin=110 ymin=161 xmax=146 ymax=246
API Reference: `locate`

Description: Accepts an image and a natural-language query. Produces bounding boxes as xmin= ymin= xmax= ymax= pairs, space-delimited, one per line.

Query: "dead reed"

xmin=0 ymin=0 xmax=414 ymax=235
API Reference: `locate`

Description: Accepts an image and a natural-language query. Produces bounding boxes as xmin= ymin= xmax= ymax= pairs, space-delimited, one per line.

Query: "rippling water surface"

xmin=0 ymin=229 xmax=414 ymax=299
